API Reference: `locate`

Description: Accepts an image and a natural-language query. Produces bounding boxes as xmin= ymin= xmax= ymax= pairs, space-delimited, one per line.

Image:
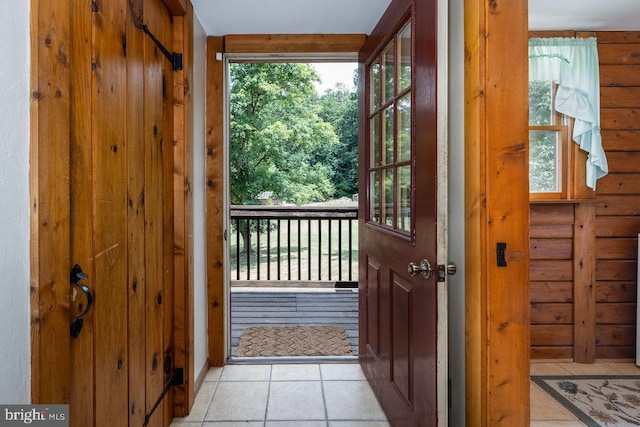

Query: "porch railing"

xmin=229 ymin=205 xmax=359 ymax=284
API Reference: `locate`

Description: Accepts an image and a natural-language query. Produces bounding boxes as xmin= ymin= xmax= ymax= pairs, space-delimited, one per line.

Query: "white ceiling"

xmin=192 ymin=0 xmax=640 ymax=36
xmin=529 ymin=0 xmax=640 ymax=31
xmin=191 ymin=0 xmax=392 ymax=36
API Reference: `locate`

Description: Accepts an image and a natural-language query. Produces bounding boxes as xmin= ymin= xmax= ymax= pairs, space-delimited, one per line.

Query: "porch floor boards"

xmin=230 ymin=289 xmax=359 ymax=357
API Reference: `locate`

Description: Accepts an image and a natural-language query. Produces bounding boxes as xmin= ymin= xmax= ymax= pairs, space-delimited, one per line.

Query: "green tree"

xmin=316 ymin=77 xmax=359 ymax=198
xmin=230 ymin=63 xmax=339 ymax=252
xmin=230 ymin=63 xmax=338 ymax=206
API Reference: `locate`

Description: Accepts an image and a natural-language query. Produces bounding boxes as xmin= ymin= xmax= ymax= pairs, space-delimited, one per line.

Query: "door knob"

xmin=408 ymin=259 xmax=432 ymax=279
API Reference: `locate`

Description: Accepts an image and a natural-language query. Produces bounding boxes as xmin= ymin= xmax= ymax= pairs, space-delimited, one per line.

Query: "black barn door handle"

xmin=70 ymin=264 xmax=93 ymax=338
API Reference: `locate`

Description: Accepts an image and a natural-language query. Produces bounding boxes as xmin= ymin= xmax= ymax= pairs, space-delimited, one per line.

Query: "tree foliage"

xmin=316 ymin=77 xmax=359 ymax=198
xmin=230 ymin=63 xmax=339 ymax=205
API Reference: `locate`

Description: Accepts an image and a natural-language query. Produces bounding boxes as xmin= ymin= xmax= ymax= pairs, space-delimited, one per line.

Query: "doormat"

xmin=235 ymin=326 xmax=353 ymax=357
xmin=532 ymin=375 xmax=640 ymax=426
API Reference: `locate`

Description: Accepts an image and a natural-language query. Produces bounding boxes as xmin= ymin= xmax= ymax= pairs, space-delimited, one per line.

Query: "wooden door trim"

xmin=162 ymin=0 xmax=187 ymax=15
xmin=205 ymin=36 xmax=226 ymax=366
xmin=172 ymin=1 xmax=196 ymax=416
xmin=224 ymin=34 xmax=366 ymax=54
xmin=464 ymin=0 xmax=531 ymax=425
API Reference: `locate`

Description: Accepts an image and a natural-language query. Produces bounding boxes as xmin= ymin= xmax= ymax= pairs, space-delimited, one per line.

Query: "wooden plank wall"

xmin=529 ymin=31 xmax=640 ymax=360
xmin=530 ymin=204 xmax=575 ymax=358
xmin=595 ymin=31 xmax=640 ymax=359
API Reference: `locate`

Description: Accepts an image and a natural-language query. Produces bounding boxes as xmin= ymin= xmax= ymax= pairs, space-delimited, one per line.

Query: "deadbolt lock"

xmin=437 ymin=263 xmax=457 ymax=282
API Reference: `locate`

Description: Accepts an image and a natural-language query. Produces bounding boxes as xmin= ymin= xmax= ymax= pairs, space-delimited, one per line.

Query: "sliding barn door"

xmin=68 ymin=0 xmax=175 ymax=425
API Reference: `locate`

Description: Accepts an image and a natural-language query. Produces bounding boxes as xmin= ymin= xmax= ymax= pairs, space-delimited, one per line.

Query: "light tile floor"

xmin=530 ymin=360 xmax=640 ymax=427
xmin=173 ymin=360 xmax=640 ymax=427
xmin=170 ymin=362 xmax=390 ymax=427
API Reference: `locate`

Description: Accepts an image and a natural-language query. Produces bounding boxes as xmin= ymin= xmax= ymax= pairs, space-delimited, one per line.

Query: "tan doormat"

xmin=235 ymin=326 xmax=353 ymax=357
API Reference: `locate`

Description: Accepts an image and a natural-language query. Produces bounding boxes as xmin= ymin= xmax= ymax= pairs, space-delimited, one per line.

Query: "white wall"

xmin=192 ymin=14 xmax=209 ymax=379
xmin=448 ymin=0 xmax=466 ymax=425
xmin=0 ymin=0 xmax=31 ymax=403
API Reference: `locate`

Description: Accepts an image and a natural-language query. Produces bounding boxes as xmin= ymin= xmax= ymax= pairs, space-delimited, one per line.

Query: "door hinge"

xmin=141 ymin=24 xmax=183 ymax=71
xmin=143 ymin=368 xmax=184 ymax=426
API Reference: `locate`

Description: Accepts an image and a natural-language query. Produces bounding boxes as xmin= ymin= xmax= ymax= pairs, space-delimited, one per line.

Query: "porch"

xmin=229 ymin=205 xmax=360 ymax=357
xmin=230 ymin=289 xmax=359 ymax=356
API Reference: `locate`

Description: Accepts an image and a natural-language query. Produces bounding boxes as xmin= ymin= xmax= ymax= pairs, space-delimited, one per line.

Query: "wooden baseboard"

xmin=193 ymin=358 xmax=210 ymax=396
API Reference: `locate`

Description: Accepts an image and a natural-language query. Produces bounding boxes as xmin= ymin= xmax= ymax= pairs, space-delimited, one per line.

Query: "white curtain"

xmin=529 ymin=37 xmax=608 ymax=189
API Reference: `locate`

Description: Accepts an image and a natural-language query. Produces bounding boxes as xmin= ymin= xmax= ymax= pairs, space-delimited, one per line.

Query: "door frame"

xmin=29 ymin=0 xmax=532 ymax=423
xmin=29 ymin=0 xmax=196 ymax=420
xmin=200 ymin=0 xmax=530 ymax=426
xmin=206 ymin=10 xmax=451 ymax=425
xmin=464 ymin=0 xmax=531 ymax=425
xmin=435 ymin=0 xmax=449 ymax=424
xmin=205 ymin=34 xmax=369 ymax=366
xmin=220 ymin=52 xmax=365 ymax=360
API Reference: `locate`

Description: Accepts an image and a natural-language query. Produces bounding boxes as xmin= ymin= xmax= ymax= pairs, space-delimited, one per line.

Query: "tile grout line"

xmin=263 ymin=364 xmax=274 ymax=423
xmin=319 ymin=365 xmax=331 ymax=425
xmin=201 ymin=369 xmax=222 ymax=423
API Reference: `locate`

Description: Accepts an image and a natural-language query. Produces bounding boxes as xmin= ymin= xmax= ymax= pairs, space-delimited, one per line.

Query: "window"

xmin=529 ymin=81 xmax=570 ymax=199
xmin=528 ymin=37 xmax=608 ymax=195
xmin=367 ymin=21 xmax=412 ymax=234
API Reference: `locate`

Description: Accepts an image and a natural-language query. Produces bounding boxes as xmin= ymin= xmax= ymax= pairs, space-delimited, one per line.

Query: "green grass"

xmin=230 ymin=218 xmax=359 ymax=282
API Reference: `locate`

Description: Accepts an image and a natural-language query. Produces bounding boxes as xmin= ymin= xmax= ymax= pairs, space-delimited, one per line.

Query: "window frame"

xmin=529 ymin=82 xmax=592 ymax=202
xmin=365 ymin=19 xmax=414 ymax=238
xmin=529 ymin=124 xmax=570 ymax=200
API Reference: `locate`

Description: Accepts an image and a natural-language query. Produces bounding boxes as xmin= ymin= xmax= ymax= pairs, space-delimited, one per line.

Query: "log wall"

xmin=530 ymin=31 xmax=640 ymax=360
xmin=530 ymin=204 xmax=575 ymax=359
xmin=595 ymin=31 xmax=640 ymax=359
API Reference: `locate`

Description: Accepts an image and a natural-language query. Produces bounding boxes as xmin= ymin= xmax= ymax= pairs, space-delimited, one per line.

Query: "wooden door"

xmin=358 ymin=0 xmax=439 ymax=425
xmin=68 ymin=0 xmax=175 ymax=426
xmin=31 ymin=0 xmax=196 ymax=424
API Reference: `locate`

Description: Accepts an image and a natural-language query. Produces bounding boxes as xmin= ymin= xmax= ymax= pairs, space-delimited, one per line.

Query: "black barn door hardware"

xmin=141 ymin=24 xmax=183 ymax=71
xmin=143 ymin=368 xmax=184 ymax=426
xmin=70 ymin=264 xmax=93 ymax=338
